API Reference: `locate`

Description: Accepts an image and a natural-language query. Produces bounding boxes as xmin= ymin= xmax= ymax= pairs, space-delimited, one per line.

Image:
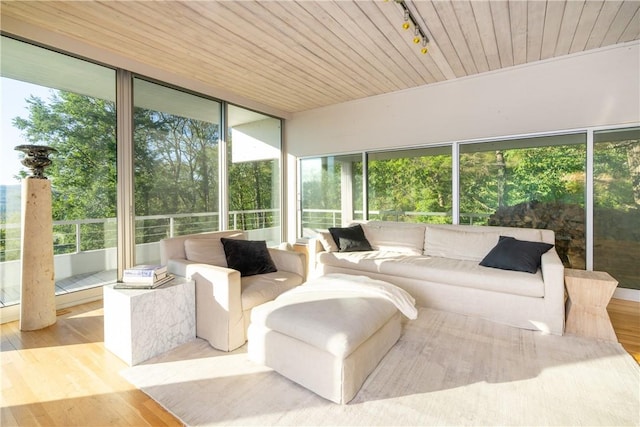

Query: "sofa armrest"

xmin=268 ymin=248 xmax=306 ymax=279
xmin=170 ymin=260 xmax=244 ymax=351
xmin=540 ymin=248 xmax=565 ymax=334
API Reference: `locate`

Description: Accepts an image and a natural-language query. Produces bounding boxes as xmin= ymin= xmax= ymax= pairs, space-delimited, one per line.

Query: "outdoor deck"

xmin=0 ymin=270 xmax=116 ymax=307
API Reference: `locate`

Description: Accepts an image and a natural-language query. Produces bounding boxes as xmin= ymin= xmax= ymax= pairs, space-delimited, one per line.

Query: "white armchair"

xmin=160 ymin=230 xmax=306 ymax=351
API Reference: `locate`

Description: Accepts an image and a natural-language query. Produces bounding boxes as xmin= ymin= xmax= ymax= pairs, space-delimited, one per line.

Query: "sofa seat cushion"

xmin=317 ymin=250 xmax=397 ymax=274
xmin=319 ymin=251 xmax=544 ymax=298
xmin=241 ymin=271 xmax=304 ymax=311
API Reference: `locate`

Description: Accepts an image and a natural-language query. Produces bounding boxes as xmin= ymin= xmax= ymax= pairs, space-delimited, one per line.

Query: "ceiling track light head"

xmin=393 ymin=0 xmax=430 ymax=52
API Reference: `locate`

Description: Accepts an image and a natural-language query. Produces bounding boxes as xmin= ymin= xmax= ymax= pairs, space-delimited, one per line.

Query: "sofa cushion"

xmin=329 ymin=224 xmax=373 ymax=252
xmin=317 ymin=231 xmax=339 ymax=252
xmin=424 ymin=226 xmax=500 ymax=261
xmin=319 ymin=251 xmax=545 ymax=298
xmin=241 ymin=271 xmax=304 ymax=311
xmin=424 ymin=225 xmax=544 ymax=261
xmin=362 ymin=222 xmax=425 ymax=255
xmin=221 ymin=238 xmax=278 ymax=277
xmin=480 ymin=236 xmax=554 ymax=274
xmin=184 ymin=238 xmax=228 ymax=266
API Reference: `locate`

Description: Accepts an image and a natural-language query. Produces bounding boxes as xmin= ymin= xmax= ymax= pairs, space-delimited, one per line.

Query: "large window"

xmin=459 ymin=134 xmax=587 ymax=268
xmin=368 ymin=147 xmax=452 ymax=223
xmin=1 ymin=36 xmax=117 ymax=306
xmin=133 ymin=79 xmax=221 ymax=263
xmin=593 ymin=128 xmax=640 ymax=290
xmin=227 ymin=105 xmax=281 ymax=245
xmin=300 ymin=154 xmax=362 ymax=238
xmin=0 ymin=37 xmax=286 ymax=315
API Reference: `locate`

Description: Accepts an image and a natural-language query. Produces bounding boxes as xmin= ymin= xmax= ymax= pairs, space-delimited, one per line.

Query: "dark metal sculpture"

xmin=15 ymin=145 xmax=57 ymax=179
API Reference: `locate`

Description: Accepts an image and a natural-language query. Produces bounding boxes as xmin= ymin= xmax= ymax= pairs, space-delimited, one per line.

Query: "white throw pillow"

xmin=317 ymin=231 xmax=339 ymax=252
xmin=184 ymin=238 xmax=228 ymax=266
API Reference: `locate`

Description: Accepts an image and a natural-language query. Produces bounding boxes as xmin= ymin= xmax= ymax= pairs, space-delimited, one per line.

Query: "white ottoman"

xmin=247 ymin=274 xmax=411 ymax=404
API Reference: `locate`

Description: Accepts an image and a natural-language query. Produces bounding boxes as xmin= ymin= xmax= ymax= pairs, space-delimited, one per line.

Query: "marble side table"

xmin=104 ymin=277 xmax=195 ymax=366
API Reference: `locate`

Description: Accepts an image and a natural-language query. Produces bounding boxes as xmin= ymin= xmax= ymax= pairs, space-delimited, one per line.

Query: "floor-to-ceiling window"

xmin=227 ymin=105 xmax=282 ymax=245
xmin=368 ymin=146 xmax=452 ymax=223
xmin=299 ymin=154 xmax=363 ymax=238
xmin=0 ymin=36 xmax=287 ymax=316
xmin=1 ymin=36 xmax=117 ymax=306
xmin=132 ymin=78 xmax=221 ymax=263
xmin=459 ymin=134 xmax=587 ymax=268
xmin=593 ymin=127 xmax=640 ymax=290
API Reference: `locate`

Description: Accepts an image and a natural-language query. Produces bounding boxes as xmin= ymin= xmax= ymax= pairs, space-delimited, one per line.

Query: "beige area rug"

xmin=121 ymin=308 xmax=639 ymax=426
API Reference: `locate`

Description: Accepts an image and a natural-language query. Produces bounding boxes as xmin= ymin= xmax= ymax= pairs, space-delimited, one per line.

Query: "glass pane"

xmin=368 ymin=146 xmax=452 ymax=223
xmin=594 ymin=127 xmax=640 ymax=290
xmin=460 ymin=134 xmax=586 ymax=268
xmin=1 ymin=36 xmax=117 ymax=306
xmin=227 ymin=105 xmax=281 ymax=245
xmin=133 ymin=79 xmax=221 ymax=263
xmin=300 ymin=154 xmax=362 ymax=237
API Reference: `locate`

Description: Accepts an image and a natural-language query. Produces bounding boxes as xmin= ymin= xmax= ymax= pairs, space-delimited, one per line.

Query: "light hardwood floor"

xmin=1 ymin=298 xmax=639 ymax=426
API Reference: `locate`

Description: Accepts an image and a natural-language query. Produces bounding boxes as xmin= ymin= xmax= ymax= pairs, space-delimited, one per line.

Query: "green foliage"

xmin=13 ymin=90 xmax=227 ymax=246
xmin=14 ymin=92 xmax=117 ymax=221
xmin=368 ymin=155 xmax=452 ymax=223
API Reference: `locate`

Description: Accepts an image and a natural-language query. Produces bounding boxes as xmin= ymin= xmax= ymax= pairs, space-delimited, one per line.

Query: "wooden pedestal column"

xmin=20 ymin=178 xmax=56 ymax=331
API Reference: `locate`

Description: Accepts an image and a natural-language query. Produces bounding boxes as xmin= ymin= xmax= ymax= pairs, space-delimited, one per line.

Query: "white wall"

xmin=286 ymin=42 xmax=640 ymax=157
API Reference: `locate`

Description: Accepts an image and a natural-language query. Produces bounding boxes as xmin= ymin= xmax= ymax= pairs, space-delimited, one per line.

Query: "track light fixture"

xmin=388 ymin=0 xmax=430 ymax=54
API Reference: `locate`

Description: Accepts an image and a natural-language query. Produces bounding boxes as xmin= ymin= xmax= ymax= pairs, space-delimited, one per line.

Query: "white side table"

xmin=564 ymin=268 xmax=618 ymax=341
xmin=104 ymin=277 xmax=195 ymax=365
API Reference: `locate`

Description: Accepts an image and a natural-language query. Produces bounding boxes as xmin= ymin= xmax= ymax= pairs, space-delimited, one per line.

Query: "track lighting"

xmin=389 ymin=0 xmax=430 ymax=55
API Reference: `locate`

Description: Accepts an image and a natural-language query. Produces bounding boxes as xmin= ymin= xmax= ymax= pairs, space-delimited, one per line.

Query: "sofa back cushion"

xmin=363 ymin=221 xmax=426 ymax=255
xmin=185 ymin=238 xmax=229 ymax=266
xmin=424 ymin=225 xmax=546 ymax=262
xmin=160 ymin=230 xmax=245 ymax=265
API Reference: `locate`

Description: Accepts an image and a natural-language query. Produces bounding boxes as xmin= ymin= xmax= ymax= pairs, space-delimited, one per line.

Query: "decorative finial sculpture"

xmin=15 ymin=144 xmax=58 ymax=179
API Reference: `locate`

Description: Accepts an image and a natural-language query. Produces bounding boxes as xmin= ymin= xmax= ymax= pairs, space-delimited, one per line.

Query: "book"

xmin=114 ymin=274 xmax=175 ymax=290
xmin=123 ymin=264 xmax=167 ymax=277
xmin=122 ymin=265 xmax=168 ymax=283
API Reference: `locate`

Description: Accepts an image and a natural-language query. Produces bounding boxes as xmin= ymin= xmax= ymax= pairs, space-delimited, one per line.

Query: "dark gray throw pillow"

xmin=328 ymin=224 xmax=373 ymax=252
xmin=220 ymin=238 xmax=277 ymax=277
xmin=479 ymin=236 xmax=554 ymax=274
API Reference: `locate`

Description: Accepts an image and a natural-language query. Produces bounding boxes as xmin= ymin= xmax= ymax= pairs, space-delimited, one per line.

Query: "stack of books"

xmin=114 ymin=264 xmax=174 ymax=289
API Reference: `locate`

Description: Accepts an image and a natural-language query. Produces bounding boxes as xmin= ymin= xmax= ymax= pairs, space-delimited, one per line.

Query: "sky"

xmin=1 ymin=78 xmax=55 ymax=186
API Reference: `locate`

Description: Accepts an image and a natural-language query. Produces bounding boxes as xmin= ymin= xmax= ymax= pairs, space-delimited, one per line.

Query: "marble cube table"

xmin=104 ymin=277 xmax=195 ymax=366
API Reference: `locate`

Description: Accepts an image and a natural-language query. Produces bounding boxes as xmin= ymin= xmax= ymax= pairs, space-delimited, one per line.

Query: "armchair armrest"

xmin=170 ymin=259 xmax=244 ymax=351
xmin=268 ymin=248 xmax=306 ymax=279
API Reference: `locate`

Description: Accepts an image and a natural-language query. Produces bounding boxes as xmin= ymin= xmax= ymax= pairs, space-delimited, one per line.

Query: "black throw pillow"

xmin=479 ymin=236 xmax=554 ymax=274
xmin=328 ymin=224 xmax=373 ymax=252
xmin=220 ymin=238 xmax=278 ymax=277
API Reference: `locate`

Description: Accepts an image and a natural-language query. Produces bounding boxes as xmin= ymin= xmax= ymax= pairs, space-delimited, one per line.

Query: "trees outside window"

xmin=367 ymin=147 xmax=452 ymax=223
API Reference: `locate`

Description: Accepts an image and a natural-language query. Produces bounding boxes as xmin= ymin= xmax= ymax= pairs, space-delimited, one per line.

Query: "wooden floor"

xmin=1 ymin=298 xmax=639 ymax=426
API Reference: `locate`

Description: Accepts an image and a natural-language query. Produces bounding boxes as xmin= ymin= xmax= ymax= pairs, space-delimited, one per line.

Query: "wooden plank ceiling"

xmin=1 ymin=0 xmax=639 ymax=115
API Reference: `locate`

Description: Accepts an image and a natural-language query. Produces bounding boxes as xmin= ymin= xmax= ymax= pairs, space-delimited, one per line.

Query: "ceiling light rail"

xmin=387 ymin=0 xmax=430 ymax=54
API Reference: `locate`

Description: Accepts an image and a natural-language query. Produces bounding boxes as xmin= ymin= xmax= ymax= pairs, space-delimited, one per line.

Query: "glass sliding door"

xmin=367 ymin=146 xmax=452 ymax=223
xmin=227 ymin=105 xmax=281 ymax=245
xmin=300 ymin=154 xmax=363 ymax=238
xmin=133 ymin=79 xmax=221 ymax=263
xmin=1 ymin=36 xmax=117 ymax=305
xmin=593 ymin=127 xmax=640 ymax=290
xmin=459 ymin=134 xmax=587 ymax=268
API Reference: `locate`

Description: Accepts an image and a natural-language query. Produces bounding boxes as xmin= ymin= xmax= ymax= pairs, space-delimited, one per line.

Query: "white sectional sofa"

xmin=315 ymin=221 xmax=565 ymax=335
